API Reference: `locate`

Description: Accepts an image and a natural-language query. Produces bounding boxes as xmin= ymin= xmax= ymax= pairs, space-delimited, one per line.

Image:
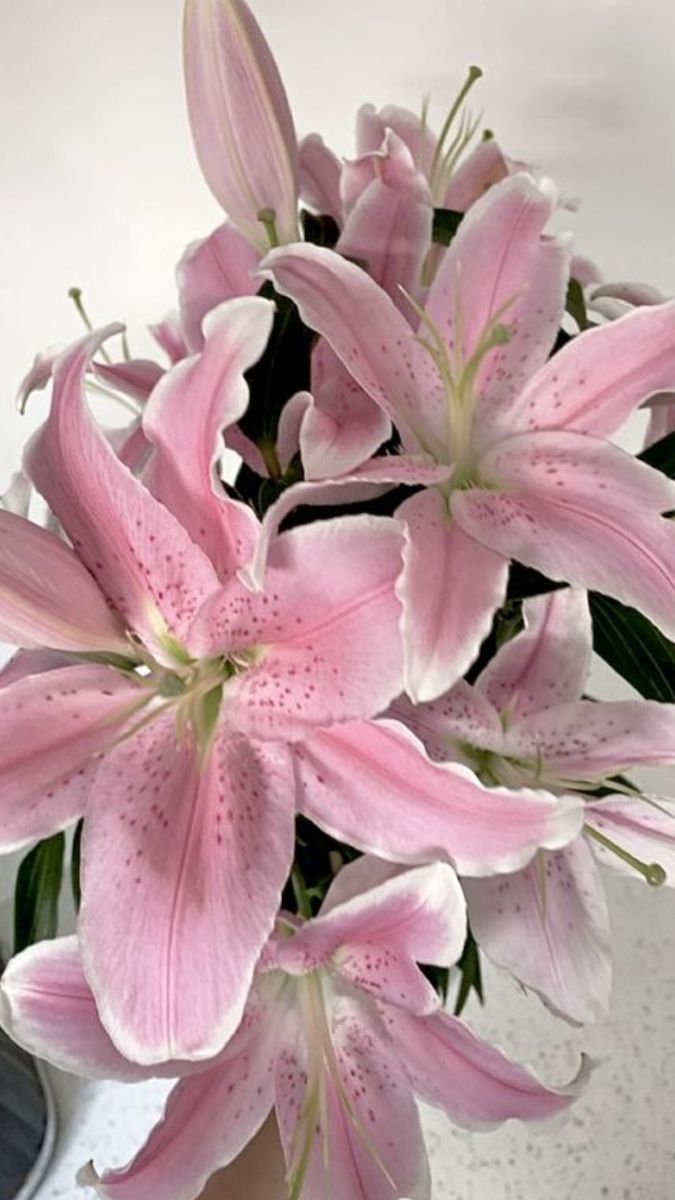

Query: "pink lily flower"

xmin=392 ymin=588 xmax=675 ymax=1024
xmin=261 ymin=172 xmax=675 ymax=701
xmin=1 ymin=295 xmax=582 ymax=1062
xmin=0 ymin=860 xmax=586 ymax=1200
xmin=0 ymin=297 xmax=406 ymax=1065
xmin=183 ymin=0 xmax=300 ymax=253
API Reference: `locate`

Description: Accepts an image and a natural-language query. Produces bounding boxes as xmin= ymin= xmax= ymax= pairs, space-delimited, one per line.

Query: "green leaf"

xmin=639 ymin=427 xmax=675 ymax=480
xmin=71 ymin=819 xmax=83 ymax=911
xmin=590 ymin=593 xmax=675 ymax=702
xmin=454 ymin=929 xmax=484 ymax=1016
xmin=565 ymin=277 xmax=590 ymax=331
xmin=507 ymin=562 xmax=565 ymax=601
xmin=14 ymin=833 xmax=65 ymax=954
xmin=432 ymin=208 xmax=464 ymax=247
xmin=239 ymin=282 xmax=315 ymax=454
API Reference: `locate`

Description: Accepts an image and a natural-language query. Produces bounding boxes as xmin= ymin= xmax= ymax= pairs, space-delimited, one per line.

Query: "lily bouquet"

xmin=1 ymin=1 xmax=675 ymax=1197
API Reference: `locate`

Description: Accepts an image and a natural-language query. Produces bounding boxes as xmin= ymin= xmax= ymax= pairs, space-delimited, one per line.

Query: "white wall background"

xmin=1 ymin=2 xmax=675 ymax=1197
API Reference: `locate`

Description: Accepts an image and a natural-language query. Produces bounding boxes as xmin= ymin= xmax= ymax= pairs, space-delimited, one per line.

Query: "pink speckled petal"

xmin=425 ymin=174 xmax=569 ymax=451
xmin=507 ymin=698 xmax=675 ymax=781
xmin=26 ymin=326 xmax=220 ymax=655
xmin=261 ymin=242 xmax=446 ymax=454
xmin=454 ymin=431 xmax=675 ymax=640
xmin=384 ymin=1005 xmax=587 ymax=1126
xmin=177 ymin=222 xmax=259 ymax=353
xmin=294 ymin=718 xmax=583 ymax=876
xmin=389 ymin=682 xmax=504 ymax=764
xmin=305 ymin=344 xmax=391 ymax=479
xmin=585 ymin=795 xmax=675 ymax=884
xmin=275 ymin=861 xmax=466 ymax=1013
xmin=463 ymin=838 xmax=612 ymax=1024
xmin=87 ymin=998 xmax=276 ymax=1200
xmin=275 ymin=992 xmax=430 ymax=1200
xmin=510 ymin=300 xmax=675 ymax=438
xmin=79 ymin=717 xmax=295 ymax=1064
xmin=476 ymin=588 xmax=593 ymax=721
xmin=0 ymin=665 xmax=144 ymax=853
xmin=192 ymin=516 xmax=405 ymax=740
xmin=0 ymin=509 xmax=127 ymax=654
xmin=143 ymin=297 xmax=271 ymax=579
xmin=397 ymin=489 xmax=509 ymax=701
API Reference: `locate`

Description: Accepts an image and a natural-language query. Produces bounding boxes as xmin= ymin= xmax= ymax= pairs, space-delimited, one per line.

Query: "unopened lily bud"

xmin=183 ymin=0 xmax=300 ymax=252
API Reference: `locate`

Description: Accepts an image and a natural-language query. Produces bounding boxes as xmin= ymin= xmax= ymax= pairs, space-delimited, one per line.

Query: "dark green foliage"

xmin=590 ymin=594 xmax=675 ymax=702
xmin=453 ymin=930 xmax=484 ymax=1016
xmin=639 ymin=428 xmax=675 ymax=481
xmin=432 ymin=208 xmax=464 ymax=247
xmin=14 ymin=834 xmax=65 ymax=955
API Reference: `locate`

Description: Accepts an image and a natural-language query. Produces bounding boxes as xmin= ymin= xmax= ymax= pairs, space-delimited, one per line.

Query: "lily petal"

xmin=585 ymin=795 xmax=675 ymax=884
xmin=476 ymin=588 xmax=593 ymax=721
xmin=294 ymin=717 xmax=583 ymax=876
xmin=305 ymin=344 xmax=391 ymax=480
xmin=177 ymin=222 xmax=259 ymax=353
xmin=443 ymin=138 xmax=509 ymax=211
xmin=86 ymin=998 xmax=275 ymax=1200
xmin=510 ymin=299 xmax=675 ymax=438
xmin=384 ymin=1005 xmax=587 ymax=1127
xmin=398 ymin=489 xmax=509 ymax=700
xmin=454 ymin=431 xmax=675 ymax=640
xmin=390 ymin=682 xmax=504 ymax=763
xmin=0 ymin=666 xmax=144 ymax=853
xmin=143 ymin=297 xmax=271 ymax=579
xmin=463 ymin=838 xmax=612 ymax=1024
xmin=0 ymin=509 xmax=128 ymax=653
xmin=192 ymin=516 xmax=405 ymax=740
xmin=26 ymin=326 xmax=220 ymax=654
xmin=298 ymin=132 xmax=343 ymax=223
xmin=79 ymin=717 xmax=295 ymax=1063
xmin=261 ymin=242 xmax=446 ymax=453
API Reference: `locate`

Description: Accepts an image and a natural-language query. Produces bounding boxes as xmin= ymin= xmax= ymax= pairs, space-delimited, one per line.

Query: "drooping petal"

xmin=26 ymin=326 xmax=220 ymax=654
xmin=150 ymin=312 xmax=189 ymax=364
xmin=355 ymin=102 xmax=436 ymax=181
xmin=275 ymin=993 xmax=431 ymax=1200
xmin=79 ymin=717 xmax=295 ymax=1063
xmin=506 ymin=699 xmax=675 ymax=781
xmin=0 ymin=665 xmax=145 ymax=853
xmin=585 ymin=795 xmax=675 ymax=884
xmin=143 ymin=297 xmax=271 ymax=579
xmin=177 ymin=222 xmax=259 ymax=353
xmin=476 ymin=588 xmax=593 ymax=721
xmin=397 ymin=489 xmax=509 ymax=701
xmin=463 ymin=838 xmax=612 ymax=1024
xmin=275 ymin=862 xmax=465 ymax=1013
xmin=94 ymin=359 xmax=164 ymax=405
xmin=443 ymin=138 xmax=509 ymax=211
xmin=294 ymin=718 xmax=583 ymax=876
xmin=191 ymin=516 xmax=405 ymax=740
xmin=384 ymin=1005 xmax=587 ymax=1127
xmin=0 ymin=648 xmax=70 ymax=690
xmin=389 ymin=682 xmax=504 ymax=763
xmin=85 ymin=997 xmax=276 ymax=1200
xmin=0 ymin=938 xmax=162 ymax=1082
xmin=424 ymin=174 xmax=569 ymax=451
xmin=298 ymin=133 xmax=343 ymax=224
xmin=454 ymin=431 xmax=675 ymax=640
xmin=183 ymin=0 xmax=299 ymax=251
xmin=15 ymin=345 xmax=61 ymax=413
xmin=261 ymin=242 xmax=446 ymax=454
xmin=337 ymin=131 xmax=432 ymax=310
xmin=509 ymin=299 xmax=675 ymax=438
xmin=0 ymin=509 xmax=128 ymax=653
xmin=304 ymin=343 xmax=391 ymax=479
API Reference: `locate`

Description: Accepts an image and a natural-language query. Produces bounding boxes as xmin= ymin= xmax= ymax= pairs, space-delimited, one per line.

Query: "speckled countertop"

xmin=24 ymin=871 xmax=675 ymax=1200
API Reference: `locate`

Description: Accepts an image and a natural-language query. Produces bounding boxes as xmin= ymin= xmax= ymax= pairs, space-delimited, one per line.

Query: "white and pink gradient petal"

xmin=397 ymin=489 xmax=509 ymax=701
xmin=443 ymin=137 xmax=510 ymax=211
xmin=454 ymin=430 xmax=675 ymax=640
xmin=298 ymin=132 xmax=343 ymax=224
xmin=463 ymin=839 xmax=612 ymax=1025
xmin=476 ymin=588 xmax=593 ymax=721
xmin=0 ymin=665 xmax=145 ymax=853
xmin=26 ymin=326 xmax=220 ymax=656
xmin=192 ymin=516 xmax=405 ymax=740
xmin=84 ymin=999 xmax=277 ymax=1200
xmin=585 ymin=795 xmax=675 ymax=884
xmin=294 ymin=718 xmax=583 ymax=876
xmin=176 ymin=222 xmax=259 ymax=354
xmin=79 ymin=715 xmax=295 ymax=1065
xmin=303 ymin=343 xmax=391 ymax=480
xmin=143 ymin=297 xmax=271 ymax=579
xmin=509 ymin=299 xmax=675 ymax=439
xmin=0 ymin=509 xmax=128 ymax=654
xmin=384 ymin=1005 xmax=587 ymax=1127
